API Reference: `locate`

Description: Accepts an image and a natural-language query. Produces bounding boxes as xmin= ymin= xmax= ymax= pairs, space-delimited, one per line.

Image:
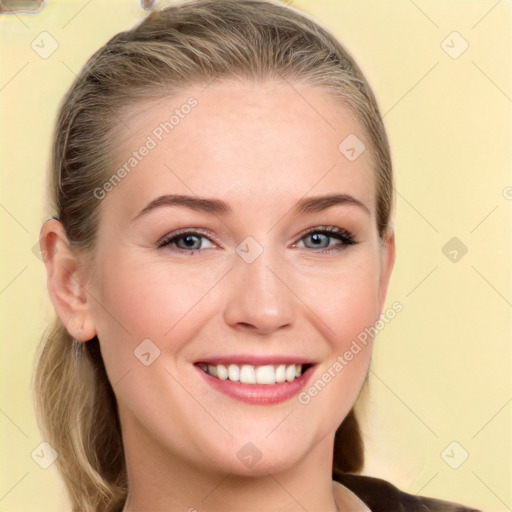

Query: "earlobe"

xmin=39 ymin=219 xmax=97 ymax=342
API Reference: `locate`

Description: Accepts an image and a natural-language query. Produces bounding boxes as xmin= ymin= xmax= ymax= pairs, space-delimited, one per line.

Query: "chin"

xmin=190 ymin=426 xmax=319 ymax=478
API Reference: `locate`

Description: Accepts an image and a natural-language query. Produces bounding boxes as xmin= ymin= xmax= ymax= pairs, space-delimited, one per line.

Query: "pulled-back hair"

xmin=33 ymin=1 xmax=392 ymax=510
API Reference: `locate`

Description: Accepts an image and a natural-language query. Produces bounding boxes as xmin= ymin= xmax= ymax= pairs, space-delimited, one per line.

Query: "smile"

xmin=197 ymin=362 xmax=309 ymax=384
xmin=194 ymin=359 xmax=316 ymax=405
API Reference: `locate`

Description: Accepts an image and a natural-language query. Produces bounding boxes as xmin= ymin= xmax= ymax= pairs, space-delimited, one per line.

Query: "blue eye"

xmin=297 ymin=226 xmax=356 ymax=252
xmin=156 ymin=230 xmax=215 ymax=252
xmin=156 ymin=226 xmax=356 ymax=253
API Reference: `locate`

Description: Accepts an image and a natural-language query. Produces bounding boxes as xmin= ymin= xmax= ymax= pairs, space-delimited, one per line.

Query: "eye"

xmin=156 ymin=226 xmax=357 ymax=254
xmin=296 ymin=226 xmax=356 ymax=252
xmin=156 ymin=229 xmax=216 ymax=252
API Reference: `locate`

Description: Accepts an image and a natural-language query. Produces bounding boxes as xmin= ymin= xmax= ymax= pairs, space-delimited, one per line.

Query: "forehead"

xmin=106 ymin=81 xmax=375 ymax=218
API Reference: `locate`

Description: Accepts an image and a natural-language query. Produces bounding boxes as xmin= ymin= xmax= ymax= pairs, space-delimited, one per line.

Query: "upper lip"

xmin=194 ymin=355 xmax=317 ymax=366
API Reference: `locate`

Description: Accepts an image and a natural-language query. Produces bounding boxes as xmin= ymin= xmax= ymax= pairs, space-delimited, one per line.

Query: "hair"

xmin=32 ymin=1 xmax=393 ymax=510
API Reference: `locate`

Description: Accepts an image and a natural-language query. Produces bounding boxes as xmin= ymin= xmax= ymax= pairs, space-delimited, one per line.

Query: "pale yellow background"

xmin=1 ymin=1 xmax=510 ymax=511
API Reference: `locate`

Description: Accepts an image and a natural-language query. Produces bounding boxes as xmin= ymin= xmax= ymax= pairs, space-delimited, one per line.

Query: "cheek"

xmin=88 ymin=252 xmax=223 ymax=378
xmin=295 ymin=253 xmax=382 ymax=345
xmin=294 ymin=254 xmax=381 ymax=409
xmin=295 ymin=280 xmax=379 ymax=437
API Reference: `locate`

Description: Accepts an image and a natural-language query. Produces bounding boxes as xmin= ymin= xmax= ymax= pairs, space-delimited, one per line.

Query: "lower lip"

xmin=195 ymin=365 xmax=315 ymax=405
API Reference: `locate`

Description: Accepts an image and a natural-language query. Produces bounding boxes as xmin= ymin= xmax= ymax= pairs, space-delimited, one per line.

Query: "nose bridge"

xmin=223 ymin=236 xmax=295 ymax=333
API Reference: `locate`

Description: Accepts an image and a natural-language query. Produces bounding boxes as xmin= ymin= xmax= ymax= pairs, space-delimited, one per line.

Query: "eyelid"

xmin=295 ymin=225 xmax=355 ymax=241
xmin=156 ymin=224 xmax=357 ymax=253
xmin=155 ymin=227 xmax=218 ymax=249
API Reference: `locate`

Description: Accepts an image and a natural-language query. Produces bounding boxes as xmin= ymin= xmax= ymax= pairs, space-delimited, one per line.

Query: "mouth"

xmin=195 ymin=362 xmax=312 ymax=384
xmin=194 ymin=359 xmax=316 ymax=405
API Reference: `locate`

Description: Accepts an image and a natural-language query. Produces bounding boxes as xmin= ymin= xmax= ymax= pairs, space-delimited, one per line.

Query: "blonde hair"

xmin=33 ymin=1 xmax=393 ymax=510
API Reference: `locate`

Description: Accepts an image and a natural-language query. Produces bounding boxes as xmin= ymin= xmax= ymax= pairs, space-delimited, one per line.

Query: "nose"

xmin=223 ymin=244 xmax=295 ymax=335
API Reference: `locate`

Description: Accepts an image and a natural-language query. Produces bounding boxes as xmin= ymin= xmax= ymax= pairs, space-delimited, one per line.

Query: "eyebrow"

xmin=132 ymin=192 xmax=370 ymax=221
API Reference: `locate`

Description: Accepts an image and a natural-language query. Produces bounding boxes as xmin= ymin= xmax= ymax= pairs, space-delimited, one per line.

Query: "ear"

xmin=377 ymin=229 xmax=396 ymax=313
xmin=39 ymin=219 xmax=97 ymax=342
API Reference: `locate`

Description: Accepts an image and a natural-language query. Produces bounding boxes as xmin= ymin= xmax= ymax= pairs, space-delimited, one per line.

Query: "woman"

xmin=33 ymin=0 xmax=481 ymax=510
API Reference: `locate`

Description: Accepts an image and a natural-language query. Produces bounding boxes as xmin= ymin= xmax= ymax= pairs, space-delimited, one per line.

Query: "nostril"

xmin=238 ymin=322 xmax=253 ymax=329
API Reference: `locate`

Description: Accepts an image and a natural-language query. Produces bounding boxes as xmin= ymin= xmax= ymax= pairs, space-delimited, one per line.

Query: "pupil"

xmin=184 ymin=235 xmax=197 ymax=247
xmin=312 ymin=233 xmax=323 ymax=245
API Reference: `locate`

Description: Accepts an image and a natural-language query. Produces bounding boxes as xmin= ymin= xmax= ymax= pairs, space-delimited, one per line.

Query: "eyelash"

xmin=156 ymin=226 xmax=357 ymax=254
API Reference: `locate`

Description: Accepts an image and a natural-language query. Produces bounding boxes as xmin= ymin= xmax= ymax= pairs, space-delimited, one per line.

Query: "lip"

xmin=195 ymin=355 xmax=316 ymax=366
xmin=194 ymin=360 xmax=316 ymax=405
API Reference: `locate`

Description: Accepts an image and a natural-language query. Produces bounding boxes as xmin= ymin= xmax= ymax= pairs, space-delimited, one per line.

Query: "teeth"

xmin=201 ymin=363 xmax=304 ymax=384
xmin=285 ymin=364 xmax=296 ymax=382
xmin=255 ymin=365 xmax=275 ymax=384
xmin=240 ymin=364 xmax=256 ymax=384
xmin=275 ymin=364 xmax=286 ymax=383
xmin=216 ymin=364 xmax=228 ymax=380
xmin=228 ymin=363 xmax=240 ymax=381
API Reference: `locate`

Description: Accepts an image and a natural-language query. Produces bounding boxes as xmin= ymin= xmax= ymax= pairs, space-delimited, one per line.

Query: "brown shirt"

xmin=333 ymin=471 xmax=482 ymax=512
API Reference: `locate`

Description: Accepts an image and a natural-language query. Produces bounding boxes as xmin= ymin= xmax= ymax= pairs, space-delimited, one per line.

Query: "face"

xmin=70 ymin=81 xmax=394 ymax=477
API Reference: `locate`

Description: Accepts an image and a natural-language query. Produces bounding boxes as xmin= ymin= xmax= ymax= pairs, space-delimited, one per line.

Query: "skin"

xmin=41 ymin=80 xmax=395 ymax=512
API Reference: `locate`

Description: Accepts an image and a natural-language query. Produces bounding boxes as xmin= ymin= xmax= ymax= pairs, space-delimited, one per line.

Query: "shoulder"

xmin=333 ymin=470 xmax=482 ymax=512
